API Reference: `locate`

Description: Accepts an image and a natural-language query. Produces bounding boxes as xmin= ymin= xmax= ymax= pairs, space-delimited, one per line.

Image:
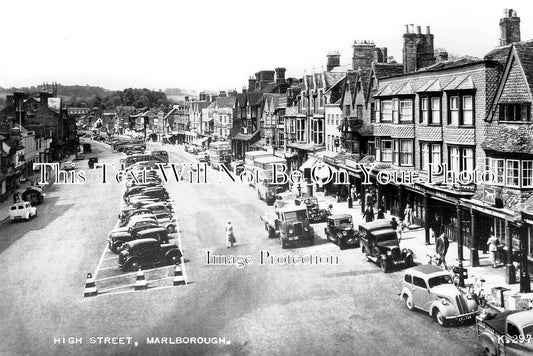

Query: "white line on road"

xmin=93 ymin=243 xmax=108 ymax=279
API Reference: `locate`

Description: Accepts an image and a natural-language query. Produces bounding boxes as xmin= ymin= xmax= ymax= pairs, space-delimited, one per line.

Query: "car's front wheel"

xmin=125 ymin=259 xmax=140 ymax=272
xmin=167 ymin=252 xmax=181 ymax=265
xmin=338 ymin=238 xmax=345 ymax=250
xmin=433 ymin=309 xmax=447 ymax=327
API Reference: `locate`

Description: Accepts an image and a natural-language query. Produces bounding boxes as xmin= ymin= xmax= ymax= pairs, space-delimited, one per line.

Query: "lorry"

xmin=477 ymin=310 xmax=533 ymax=355
xmin=260 ymin=205 xmax=314 ymax=249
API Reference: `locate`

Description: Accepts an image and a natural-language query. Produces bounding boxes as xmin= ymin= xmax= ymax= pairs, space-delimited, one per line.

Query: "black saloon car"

xmin=324 ymin=214 xmax=359 ymax=250
xmin=118 ymin=238 xmax=182 ymax=271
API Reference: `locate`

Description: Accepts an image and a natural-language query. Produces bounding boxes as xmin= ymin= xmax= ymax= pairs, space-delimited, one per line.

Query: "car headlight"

xmin=386 ymin=251 xmax=392 ymax=256
xmin=342 ymin=231 xmax=347 ymax=236
xmin=304 ymin=227 xmax=309 ymax=232
xmin=441 ymin=298 xmax=450 ymax=305
xmin=466 ymin=294 xmax=473 ymax=300
xmin=288 ymin=229 xmax=293 ymax=234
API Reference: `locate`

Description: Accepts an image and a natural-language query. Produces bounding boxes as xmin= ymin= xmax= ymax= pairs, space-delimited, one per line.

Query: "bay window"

xmin=523 ymin=161 xmax=533 ymax=187
xmin=381 ymin=139 xmax=392 ymax=161
xmin=431 ymin=97 xmax=441 ymax=124
xmin=400 ymin=99 xmax=413 ymax=122
xmin=421 ymin=143 xmax=442 ymax=171
xmin=448 ymin=92 xmax=475 ymax=126
xmin=421 ymin=98 xmax=429 ymax=123
xmin=400 ymin=140 xmax=413 ymax=166
xmin=392 ymin=99 xmax=399 ymax=123
xmin=506 ymin=160 xmax=520 ymax=187
xmin=381 ymin=100 xmax=392 ymax=122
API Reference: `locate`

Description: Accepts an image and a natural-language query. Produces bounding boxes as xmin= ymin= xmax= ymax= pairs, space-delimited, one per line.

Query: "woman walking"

xmin=225 ymin=220 xmax=236 ymax=248
xmin=487 ymin=231 xmax=499 ymax=268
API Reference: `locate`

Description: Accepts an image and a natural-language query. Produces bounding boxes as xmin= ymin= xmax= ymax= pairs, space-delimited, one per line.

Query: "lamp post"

xmin=456 ymin=203 xmax=465 ymax=288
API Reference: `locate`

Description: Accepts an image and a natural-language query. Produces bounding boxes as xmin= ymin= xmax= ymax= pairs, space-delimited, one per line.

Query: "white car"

xmin=10 ymin=202 xmax=37 ymax=221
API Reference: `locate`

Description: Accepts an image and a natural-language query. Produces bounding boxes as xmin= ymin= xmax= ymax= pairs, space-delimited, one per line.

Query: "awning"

xmin=300 ymin=157 xmax=318 ymax=171
xmin=233 ymin=132 xmax=259 ymax=141
xmin=250 ymin=139 xmax=265 ymax=149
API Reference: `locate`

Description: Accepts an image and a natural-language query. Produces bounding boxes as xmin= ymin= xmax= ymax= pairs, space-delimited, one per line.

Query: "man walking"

xmin=436 ymin=232 xmax=449 ymax=268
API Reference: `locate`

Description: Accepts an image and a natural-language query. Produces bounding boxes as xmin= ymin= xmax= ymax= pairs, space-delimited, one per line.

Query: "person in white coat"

xmin=225 ymin=220 xmax=236 ymax=248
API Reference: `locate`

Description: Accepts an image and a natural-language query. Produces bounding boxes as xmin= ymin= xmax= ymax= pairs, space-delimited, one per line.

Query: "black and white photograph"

xmin=2 ymin=0 xmax=533 ymax=355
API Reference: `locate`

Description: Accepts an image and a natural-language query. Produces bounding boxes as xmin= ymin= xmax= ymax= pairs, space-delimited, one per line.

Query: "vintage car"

xmin=9 ymin=201 xmax=37 ymax=222
xmin=118 ymin=238 xmax=182 ymax=271
xmin=400 ymin=265 xmax=479 ymax=326
xmin=143 ymin=202 xmax=173 ymax=215
xmin=119 ymin=208 xmax=152 ymax=226
xmin=261 ymin=205 xmax=314 ymax=249
xmin=324 ymin=214 xmax=359 ymax=249
xmin=108 ymin=226 xmax=170 ymax=254
xmin=108 ymin=223 xmax=160 ymax=252
xmin=359 ymin=220 xmax=414 ymax=272
xmin=109 ymin=217 xmax=159 ymax=235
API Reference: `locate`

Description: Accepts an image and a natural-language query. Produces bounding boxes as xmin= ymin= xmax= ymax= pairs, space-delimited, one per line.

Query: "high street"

xmin=0 ymin=141 xmax=484 ymax=355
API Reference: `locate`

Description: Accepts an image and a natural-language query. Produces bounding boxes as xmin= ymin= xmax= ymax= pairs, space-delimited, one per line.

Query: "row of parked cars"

xmin=106 ymin=162 xmax=183 ymax=272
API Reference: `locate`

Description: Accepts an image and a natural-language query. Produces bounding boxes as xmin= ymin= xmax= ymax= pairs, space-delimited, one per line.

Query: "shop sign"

xmin=483 ymin=186 xmax=496 ymax=205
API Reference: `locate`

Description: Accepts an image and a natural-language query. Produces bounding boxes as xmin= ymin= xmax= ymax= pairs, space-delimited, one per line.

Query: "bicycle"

xmin=426 ymin=254 xmax=461 ymax=287
xmin=467 ymin=275 xmax=487 ymax=307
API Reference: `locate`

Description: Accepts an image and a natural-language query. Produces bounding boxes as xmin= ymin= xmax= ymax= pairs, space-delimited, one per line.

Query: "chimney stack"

xmin=403 ymin=24 xmax=436 ymax=73
xmin=275 ymin=67 xmax=287 ymax=84
xmin=248 ymin=77 xmax=257 ymax=92
xmin=326 ymin=51 xmax=341 ymax=71
xmin=436 ymin=51 xmax=449 ymax=63
xmin=499 ymin=8 xmax=520 ymax=46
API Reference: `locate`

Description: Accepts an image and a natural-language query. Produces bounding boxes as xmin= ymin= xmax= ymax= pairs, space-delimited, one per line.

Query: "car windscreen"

xmin=336 ymin=218 xmax=352 ymax=225
xmin=284 ymin=210 xmax=307 ymax=221
xmin=523 ymin=324 xmax=533 ymax=338
xmin=428 ymin=275 xmax=452 ymax=288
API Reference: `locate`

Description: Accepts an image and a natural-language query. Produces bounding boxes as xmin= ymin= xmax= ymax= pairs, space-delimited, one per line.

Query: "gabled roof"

xmin=247 ymin=92 xmax=264 ymax=106
xmin=324 ymin=72 xmax=345 ymax=89
xmin=485 ymin=40 xmax=533 ymax=122
xmin=236 ymin=93 xmax=247 ymax=108
xmin=417 ymin=78 xmax=443 ymax=93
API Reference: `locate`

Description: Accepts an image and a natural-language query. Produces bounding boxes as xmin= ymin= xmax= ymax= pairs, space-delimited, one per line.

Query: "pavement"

xmin=308 ymin=187 xmax=533 ymax=310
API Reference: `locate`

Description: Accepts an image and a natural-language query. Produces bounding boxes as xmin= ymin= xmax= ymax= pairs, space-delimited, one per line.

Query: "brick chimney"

xmin=39 ymin=91 xmax=52 ymax=108
xmin=500 ymin=8 xmax=520 ymax=46
xmin=275 ymin=67 xmax=286 ymax=84
xmin=326 ymin=51 xmax=340 ymax=72
xmin=248 ymin=77 xmax=257 ymax=92
xmin=403 ymin=24 xmax=436 ymax=73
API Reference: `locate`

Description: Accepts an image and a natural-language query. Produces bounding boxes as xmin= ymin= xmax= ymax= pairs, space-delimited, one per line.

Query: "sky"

xmin=1 ymin=0 xmax=532 ymax=93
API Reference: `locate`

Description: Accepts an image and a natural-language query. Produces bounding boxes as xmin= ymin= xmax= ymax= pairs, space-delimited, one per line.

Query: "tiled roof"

xmin=391 ymin=82 xmax=414 ymax=95
xmin=324 ymin=72 xmax=344 ymax=88
xmin=482 ymin=125 xmax=533 ymax=154
xmin=417 ymin=79 xmax=442 ymax=93
xmin=419 ymin=56 xmax=484 ymax=72
xmin=443 ymin=75 xmax=475 ymax=91
xmin=215 ymin=96 xmax=236 ymax=109
xmin=236 ymin=93 xmax=247 ymax=108
xmin=374 ymin=84 xmax=393 ymax=97
xmin=373 ymin=63 xmax=404 ymax=79
xmin=247 ymin=92 xmax=264 ymax=106
xmin=514 ymin=41 xmax=533 ymax=97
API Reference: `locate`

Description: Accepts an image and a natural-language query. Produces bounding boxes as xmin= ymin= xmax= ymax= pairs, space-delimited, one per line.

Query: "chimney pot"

xmin=405 ymin=24 xmax=409 ymax=33
xmin=512 ymin=10 xmax=517 ymax=17
xmin=416 ymin=26 xmax=421 ymax=34
xmin=426 ymin=26 xmax=431 ymax=34
xmin=409 ymin=24 xmax=414 ymax=33
xmin=503 ymin=8 xmax=508 ymax=16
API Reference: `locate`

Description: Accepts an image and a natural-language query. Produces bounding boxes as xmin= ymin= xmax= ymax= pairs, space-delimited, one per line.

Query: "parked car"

xmin=119 ymin=208 xmax=152 ymax=226
xmin=143 ymin=202 xmax=173 ymax=215
xmin=324 ymin=214 xmax=359 ymax=250
xmin=118 ymin=238 xmax=182 ymax=271
xmin=9 ymin=201 xmax=37 ymax=221
xmin=108 ymin=226 xmax=170 ymax=254
xmin=83 ymin=143 xmax=92 ymax=153
xmin=477 ymin=310 xmax=533 ymax=355
xmin=21 ymin=186 xmax=44 ymax=206
xmin=359 ymin=220 xmax=414 ymax=272
xmin=400 ymin=265 xmax=478 ymax=327
xmin=75 ymin=152 xmax=85 ymax=160
xmin=109 ymin=217 xmax=159 ymax=235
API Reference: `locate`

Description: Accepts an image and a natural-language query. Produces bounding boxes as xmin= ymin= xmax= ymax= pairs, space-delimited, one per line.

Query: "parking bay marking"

xmin=94 ymin=265 xmax=175 ymax=283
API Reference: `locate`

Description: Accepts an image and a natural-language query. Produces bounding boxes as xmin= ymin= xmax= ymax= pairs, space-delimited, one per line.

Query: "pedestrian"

xmin=225 ymin=220 xmax=236 ymax=248
xmin=436 ymin=232 xmax=450 ymax=269
xmin=397 ymin=219 xmax=404 ymax=242
xmin=363 ymin=206 xmax=374 ymax=223
xmin=487 ymin=231 xmax=499 ymax=268
xmin=377 ymin=206 xmax=385 ymax=219
xmin=390 ymin=217 xmax=398 ymax=230
xmin=404 ymin=204 xmax=413 ymax=227
xmin=431 ymin=215 xmax=441 ymax=244
xmin=13 ymin=191 xmax=20 ymax=203
xmin=350 ymin=186 xmax=357 ymax=202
